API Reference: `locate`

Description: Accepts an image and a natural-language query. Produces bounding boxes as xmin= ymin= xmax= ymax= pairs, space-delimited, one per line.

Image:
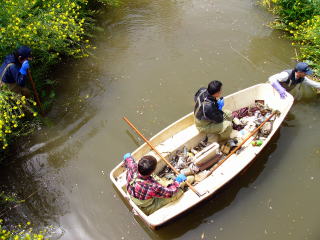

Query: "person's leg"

xmin=195 ymin=113 xmax=233 ymax=140
xmin=223 ymin=109 xmax=233 ymax=121
xmin=218 ymin=120 xmax=233 ymax=140
xmin=142 ymin=189 xmax=184 ymax=215
xmin=195 ymin=118 xmax=221 ymax=134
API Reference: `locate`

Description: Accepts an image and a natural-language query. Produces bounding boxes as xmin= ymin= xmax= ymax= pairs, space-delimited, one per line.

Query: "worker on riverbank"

xmin=0 ymin=46 xmax=32 ymax=96
xmin=194 ymin=80 xmax=233 ymax=140
xmin=123 ymin=153 xmax=189 ymax=215
xmin=269 ymin=62 xmax=320 ymax=99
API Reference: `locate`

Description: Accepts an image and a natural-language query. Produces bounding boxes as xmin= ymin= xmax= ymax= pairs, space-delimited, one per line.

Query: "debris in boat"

xmin=220 ymin=139 xmax=238 ymax=155
xmin=260 ymin=121 xmax=273 ymax=136
xmin=197 ymin=153 xmax=223 ymax=171
xmin=157 ymin=100 xmax=278 ymax=187
xmin=251 ymin=139 xmax=263 ymax=146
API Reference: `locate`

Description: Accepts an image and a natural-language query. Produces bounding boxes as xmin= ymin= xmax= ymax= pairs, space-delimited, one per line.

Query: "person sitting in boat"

xmin=0 ymin=46 xmax=32 ymax=97
xmin=269 ymin=62 xmax=320 ymax=99
xmin=194 ymin=80 xmax=233 ymax=140
xmin=123 ymin=153 xmax=187 ymax=215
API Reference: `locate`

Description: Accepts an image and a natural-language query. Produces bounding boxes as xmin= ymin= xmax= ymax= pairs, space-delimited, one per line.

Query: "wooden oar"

xmin=27 ymin=69 xmax=44 ymax=115
xmin=203 ymin=111 xmax=277 ymax=180
xmin=123 ymin=117 xmax=204 ymax=198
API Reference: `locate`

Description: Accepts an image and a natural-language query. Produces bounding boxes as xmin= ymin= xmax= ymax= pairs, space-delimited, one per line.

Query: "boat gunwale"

xmin=109 ymin=83 xmax=294 ymax=229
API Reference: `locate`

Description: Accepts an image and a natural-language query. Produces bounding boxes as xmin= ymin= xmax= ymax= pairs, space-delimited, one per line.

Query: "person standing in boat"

xmin=194 ymin=80 xmax=233 ymax=140
xmin=269 ymin=62 xmax=320 ymax=99
xmin=123 ymin=153 xmax=188 ymax=215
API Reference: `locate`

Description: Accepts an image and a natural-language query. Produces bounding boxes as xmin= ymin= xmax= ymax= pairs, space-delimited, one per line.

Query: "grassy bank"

xmin=0 ymin=0 xmax=119 ymax=151
xmin=261 ymin=0 xmax=320 ymax=76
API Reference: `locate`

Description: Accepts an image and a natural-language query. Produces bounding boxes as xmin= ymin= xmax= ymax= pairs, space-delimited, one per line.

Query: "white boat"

xmin=110 ymin=83 xmax=294 ymax=229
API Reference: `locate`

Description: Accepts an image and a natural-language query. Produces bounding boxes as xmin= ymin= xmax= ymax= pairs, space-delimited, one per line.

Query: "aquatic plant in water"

xmin=0 ymin=219 xmax=49 ymax=240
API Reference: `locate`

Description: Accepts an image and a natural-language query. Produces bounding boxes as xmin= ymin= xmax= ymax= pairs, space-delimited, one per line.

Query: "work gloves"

xmin=271 ymin=81 xmax=287 ymax=99
xmin=19 ymin=60 xmax=30 ymax=76
xmin=123 ymin=153 xmax=131 ymax=160
xmin=175 ymin=174 xmax=187 ymax=183
xmin=217 ymin=98 xmax=224 ymax=110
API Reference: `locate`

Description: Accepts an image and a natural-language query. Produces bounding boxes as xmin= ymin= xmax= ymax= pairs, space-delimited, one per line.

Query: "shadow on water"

xmin=0 ymin=56 xmax=107 ymax=238
xmin=0 ymin=154 xmax=67 ymax=238
xmin=120 ymin=131 xmax=282 ymax=239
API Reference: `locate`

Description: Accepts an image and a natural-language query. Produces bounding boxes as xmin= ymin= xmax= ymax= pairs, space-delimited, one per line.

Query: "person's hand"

xmin=175 ymin=174 xmax=187 ymax=183
xmin=271 ymin=81 xmax=287 ymax=99
xmin=123 ymin=153 xmax=131 ymax=160
xmin=217 ymin=98 xmax=224 ymax=110
xmin=279 ymin=90 xmax=287 ymax=99
xmin=19 ymin=60 xmax=30 ymax=75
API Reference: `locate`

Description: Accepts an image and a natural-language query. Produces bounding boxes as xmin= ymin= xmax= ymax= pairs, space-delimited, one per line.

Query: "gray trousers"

xmin=195 ymin=110 xmax=233 ymax=140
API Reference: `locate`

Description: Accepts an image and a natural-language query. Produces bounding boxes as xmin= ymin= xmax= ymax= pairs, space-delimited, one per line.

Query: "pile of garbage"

xmin=220 ymin=100 xmax=275 ymax=155
xmin=157 ymin=100 xmax=277 ymax=185
xmin=158 ymin=138 xmax=208 ymax=178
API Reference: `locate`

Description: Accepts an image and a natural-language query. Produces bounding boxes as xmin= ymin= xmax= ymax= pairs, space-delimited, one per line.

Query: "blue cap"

xmin=17 ymin=46 xmax=32 ymax=59
xmin=295 ymin=62 xmax=313 ymax=75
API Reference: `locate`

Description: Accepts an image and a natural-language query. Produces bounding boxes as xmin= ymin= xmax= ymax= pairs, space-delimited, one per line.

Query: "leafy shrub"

xmin=0 ymin=0 xmax=120 ymax=88
xmin=0 ymin=89 xmax=37 ymax=150
xmin=0 ymin=0 xmax=92 ymax=69
xmin=290 ymin=16 xmax=320 ymax=75
xmin=261 ymin=0 xmax=320 ymax=76
xmin=0 ymin=0 xmax=120 ymax=151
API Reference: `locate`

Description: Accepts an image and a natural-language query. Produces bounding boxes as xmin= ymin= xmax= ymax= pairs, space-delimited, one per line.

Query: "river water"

xmin=0 ymin=0 xmax=319 ymax=239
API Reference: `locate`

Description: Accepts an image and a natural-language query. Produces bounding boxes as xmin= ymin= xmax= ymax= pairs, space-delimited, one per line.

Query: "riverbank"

xmin=0 ymin=0 xmax=119 ymax=153
xmin=262 ymin=0 xmax=320 ymax=78
xmin=0 ymin=1 xmax=119 ymax=239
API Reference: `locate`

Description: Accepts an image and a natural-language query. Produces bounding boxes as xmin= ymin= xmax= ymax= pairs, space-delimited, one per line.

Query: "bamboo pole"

xmin=203 ymin=111 xmax=277 ymax=179
xmin=27 ymin=69 xmax=43 ymax=115
xmin=123 ymin=117 xmax=204 ymax=198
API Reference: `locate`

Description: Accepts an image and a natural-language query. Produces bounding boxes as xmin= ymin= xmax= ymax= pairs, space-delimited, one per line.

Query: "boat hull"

xmin=110 ymin=83 xmax=294 ymax=229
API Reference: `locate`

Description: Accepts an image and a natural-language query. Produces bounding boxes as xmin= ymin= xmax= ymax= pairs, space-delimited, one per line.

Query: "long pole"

xmin=204 ymin=111 xmax=277 ymax=179
xmin=27 ymin=69 xmax=43 ymax=115
xmin=123 ymin=117 xmax=204 ymax=197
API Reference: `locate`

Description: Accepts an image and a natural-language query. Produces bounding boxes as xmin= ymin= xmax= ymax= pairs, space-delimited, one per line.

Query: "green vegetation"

xmin=0 ymin=219 xmax=48 ymax=240
xmin=261 ymin=0 xmax=320 ymax=76
xmin=0 ymin=89 xmax=38 ymax=150
xmin=0 ymin=0 xmax=119 ymax=151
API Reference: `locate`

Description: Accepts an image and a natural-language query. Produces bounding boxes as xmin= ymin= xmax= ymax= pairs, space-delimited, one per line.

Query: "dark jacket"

xmin=280 ymin=69 xmax=305 ymax=92
xmin=0 ymin=54 xmax=27 ymax=87
xmin=194 ymin=87 xmax=224 ymax=123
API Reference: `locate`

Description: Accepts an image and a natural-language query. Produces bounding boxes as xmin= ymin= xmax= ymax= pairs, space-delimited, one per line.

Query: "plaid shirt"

xmin=124 ymin=156 xmax=180 ymax=200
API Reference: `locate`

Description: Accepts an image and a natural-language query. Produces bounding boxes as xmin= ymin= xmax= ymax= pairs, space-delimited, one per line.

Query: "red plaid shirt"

xmin=124 ymin=156 xmax=180 ymax=200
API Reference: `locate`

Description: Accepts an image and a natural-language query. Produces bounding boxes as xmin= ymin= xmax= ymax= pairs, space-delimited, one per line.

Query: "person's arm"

xmin=268 ymin=71 xmax=289 ymax=84
xmin=123 ymin=153 xmax=137 ymax=182
xmin=16 ymin=60 xmax=30 ymax=87
xmin=303 ymin=77 xmax=320 ymax=89
xmin=123 ymin=154 xmax=137 ymax=170
xmin=153 ymin=180 xmax=180 ymax=198
xmin=268 ymin=71 xmax=289 ymax=98
xmin=205 ymin=102 xmax=224 ymax=123
xmin=7 ymin=65 xmax=27 ymax=87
